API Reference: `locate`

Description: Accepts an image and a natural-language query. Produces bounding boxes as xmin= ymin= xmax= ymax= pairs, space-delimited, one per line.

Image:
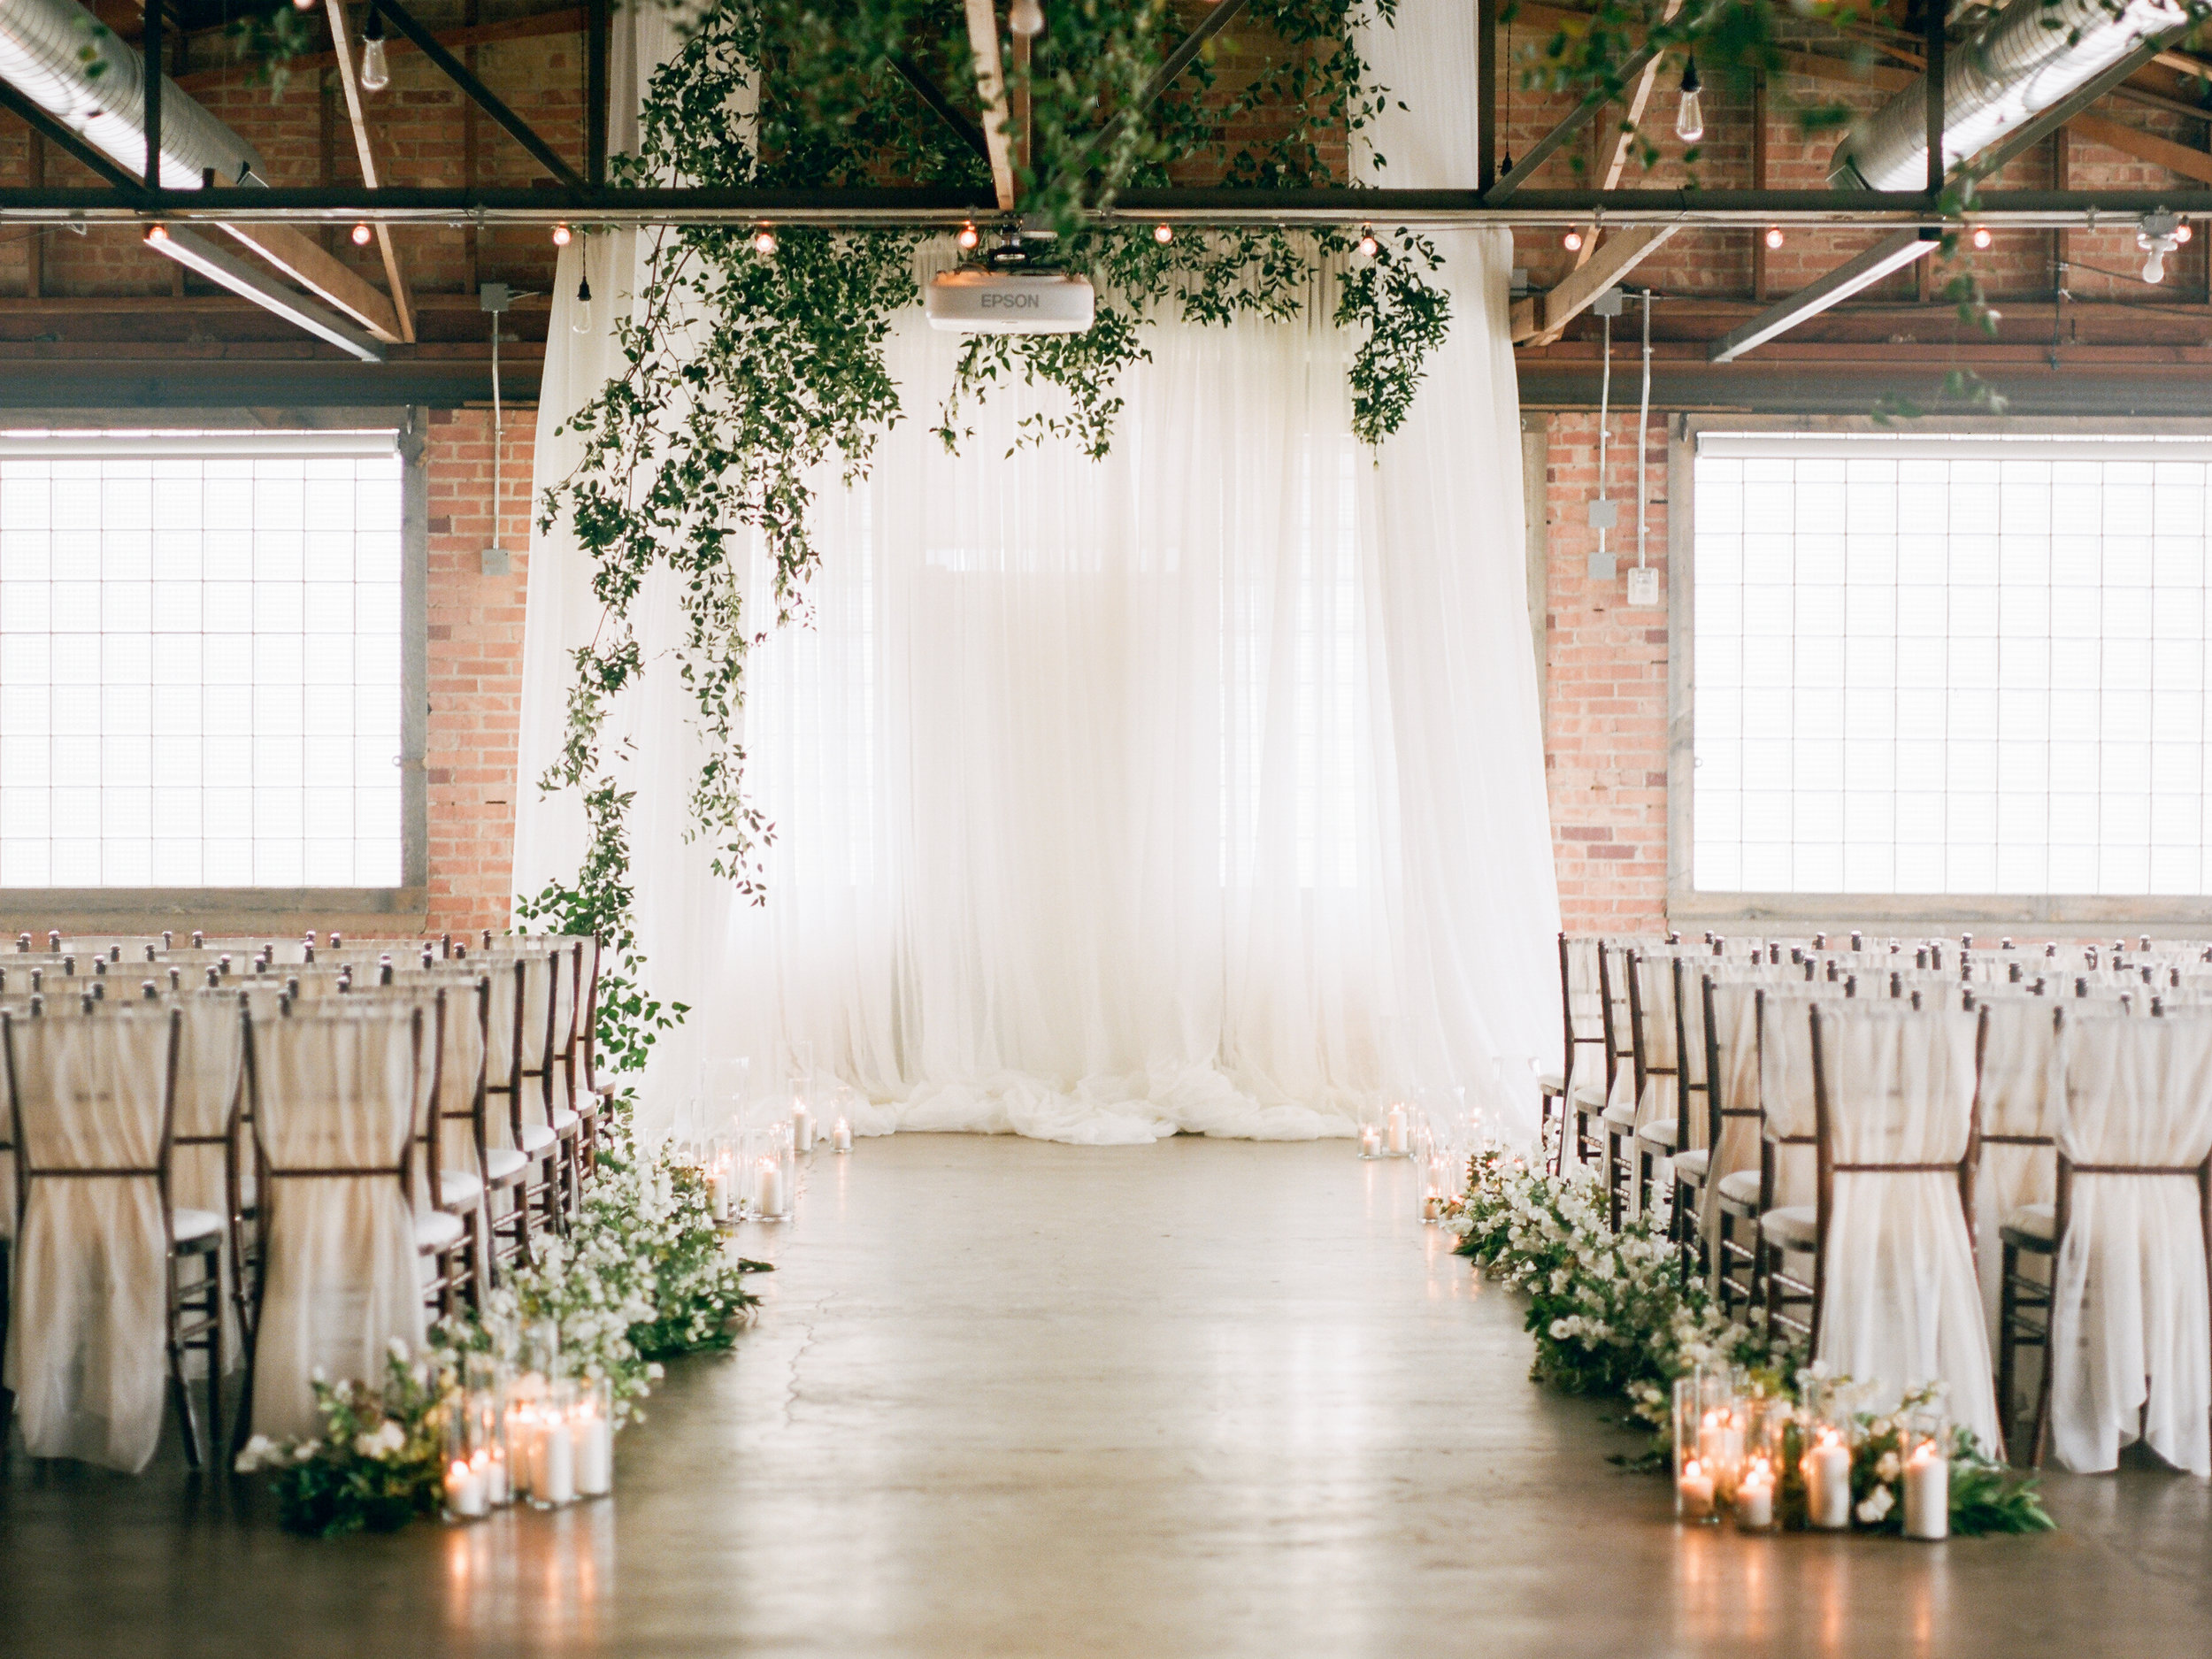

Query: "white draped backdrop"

xmin=516 ymin=1 xmax=1562 ymax=1146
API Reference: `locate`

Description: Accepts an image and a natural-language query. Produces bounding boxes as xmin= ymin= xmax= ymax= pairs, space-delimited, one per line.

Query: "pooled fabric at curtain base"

xmin=848 ymin=1064 xmax=1359 ymax=1146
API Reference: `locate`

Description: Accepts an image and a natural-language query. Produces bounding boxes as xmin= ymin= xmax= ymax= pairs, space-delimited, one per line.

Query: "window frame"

xmin=0 ymin=408 xmax=428 ymax=929
xmin=1666 ymin=411 xmax=2212 ymax=933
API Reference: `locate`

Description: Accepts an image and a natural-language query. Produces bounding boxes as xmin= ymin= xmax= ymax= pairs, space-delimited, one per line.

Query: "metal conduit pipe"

xmin=0 ymin=0 xmax=265 ymax=190
xmin=1829 ymin=0 xmax=2187 ymax=192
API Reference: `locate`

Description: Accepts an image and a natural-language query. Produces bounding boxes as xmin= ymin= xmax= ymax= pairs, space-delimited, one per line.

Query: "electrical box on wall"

xmin=1627 ymin=565 xmax=1661 ymax=607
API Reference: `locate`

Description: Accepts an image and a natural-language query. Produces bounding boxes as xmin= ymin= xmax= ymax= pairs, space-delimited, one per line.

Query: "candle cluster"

xmin=442 ymin=1344 xmax=616 ymax=1525
xmin=1671 ymin=1367 xmax=1951 ymax=1541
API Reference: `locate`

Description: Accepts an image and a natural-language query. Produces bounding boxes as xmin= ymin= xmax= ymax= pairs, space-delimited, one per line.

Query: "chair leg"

xmin=1997 ymin=1240 xmax=2019 ymax=1450
xmin=165 ymin=1257 xmax=204 ymax=1472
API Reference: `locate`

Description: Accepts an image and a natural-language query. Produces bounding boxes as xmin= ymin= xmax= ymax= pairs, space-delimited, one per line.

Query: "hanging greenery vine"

xmin=532 ymin=0 xmax=1454 ymax=1039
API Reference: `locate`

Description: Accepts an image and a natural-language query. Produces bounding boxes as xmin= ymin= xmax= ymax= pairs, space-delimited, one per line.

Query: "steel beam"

xmin=0 ymin=84 xmax=149 ymax=196
xmin=143 ymin=227 xmax=387 ymax=361
xmin=1488 ymin=42 xmax=1660 ymax=204
xmin=891 ymin=50 xmax=993 ymax=164
xmin=1061 ymin=0 xmax=1255 ymax=184
xmin=586 ymin=0 xmax=609 ymax=187
xmin=0 ymin=185 xmax=2206 ymax=228
xmin=375 ymin=0 xmax=581 ymax=185
xmin=1708 ymin=230 xmax=1940 ymax=363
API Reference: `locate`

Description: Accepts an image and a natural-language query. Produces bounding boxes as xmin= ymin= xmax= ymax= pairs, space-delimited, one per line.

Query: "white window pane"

xmin=0 ymin=433 xmax=403 ymax=890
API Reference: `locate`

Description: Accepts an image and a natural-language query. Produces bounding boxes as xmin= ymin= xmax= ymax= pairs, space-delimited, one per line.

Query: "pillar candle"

xmin=1803 ymin=1432 xmax=1851 ymax=1530
xmin=1359 ymin=1125 xmax=1381 ymax=1157
xmin=1734 ymin=1458 xmax=1774 ymax=1529
xmin=792 ymin=1104 xmax=816 ymax=1154
xmin=480 ymin=1446 xmax=509 ymax=1506
xmin=833 ymin=1118 xmax=852 ymax=1153
xmin=575 ymin=1409 xmax=613 ymax=1498
xmin=1903 ymin=1441 xmax=1949 ymax=1540
xmin=1677 ymin=1457 xmax=1715 ymax=1521
xmin=445 ymin=1457 xmax=488 ymax=1519
xmin=536 ymin=1415 xmax=575 ymax=1506
xmin=707 ymin=1167 xmax=731 ymax=1222
xmin=1386 ymin=1103 xmax=1409 ymax=1156
xmin=755 ymin=1156 xmax=786 ymax=1217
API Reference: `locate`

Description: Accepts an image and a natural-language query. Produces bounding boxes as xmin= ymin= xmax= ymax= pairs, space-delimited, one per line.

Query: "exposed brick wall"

xmin=423 ymin=407 xmax=534 ymax=936
xmin=1540 ymin=411 xmax=1671 ymax=933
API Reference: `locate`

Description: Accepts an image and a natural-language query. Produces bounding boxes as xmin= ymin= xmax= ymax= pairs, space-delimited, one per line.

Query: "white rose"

xmin=1856 ymin=1486 xmax=1893 ymax=1525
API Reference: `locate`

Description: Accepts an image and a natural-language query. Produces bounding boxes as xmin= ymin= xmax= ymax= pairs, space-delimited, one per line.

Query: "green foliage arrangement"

xmin=234 ymin=1342 xmax=451 ymax=1539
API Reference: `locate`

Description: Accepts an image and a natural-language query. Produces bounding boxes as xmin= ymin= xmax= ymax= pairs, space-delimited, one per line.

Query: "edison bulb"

xmin=1563 ymin=227 xmax=1584 ymax=252
xmin=359 ymin=36 xmax=390 ymax=93
xmin=1010 ymin=0 xmax=1046 ymax=35
xmin=754 ymin=227 xmax=779 ymax=257
xmin=1763 ymin=226 xmax=1785 ymax=250
xmin=1356 ymin=230 xmax=1379 ymax=258
xmin=572 ymin=279 xmax=593 ymax=336
xmin=1675 ymin=56 xmax=1704 ymax=144
xmin=1971 ymin=225 xmax=1993 ymax=250
xmin=351 ymin=222 xmax=373 ymax=247
xmin=958 ymin=223 xmax=980 ymax=250
xmin=1153 ymin=223 xmax=1173 ymax=245
xmin=551 ymin=223 xmax=572 ymax=248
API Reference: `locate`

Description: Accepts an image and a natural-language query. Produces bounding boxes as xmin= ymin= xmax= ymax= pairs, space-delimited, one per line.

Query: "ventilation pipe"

xmin=0 ymin=0 xmax=265 ymax=189
xmin=1829 ymin=0 xmax=2186 ymax=191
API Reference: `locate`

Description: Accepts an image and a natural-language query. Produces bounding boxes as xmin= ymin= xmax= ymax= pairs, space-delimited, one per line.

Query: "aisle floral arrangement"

xmin=1448 ymin=1147 xmax=2054 ymax=1538
xmin=234 ymin=1107 xmax=767 ymax=1538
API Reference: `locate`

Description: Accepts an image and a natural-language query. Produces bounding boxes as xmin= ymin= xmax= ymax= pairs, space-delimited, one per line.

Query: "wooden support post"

xmin=964 ymin=0 xmax=1017 ymax=212
xmin=465 ymin=0 xmax=480 ymax=293
xmin=326 ymin=0 xmax=417 ymax=342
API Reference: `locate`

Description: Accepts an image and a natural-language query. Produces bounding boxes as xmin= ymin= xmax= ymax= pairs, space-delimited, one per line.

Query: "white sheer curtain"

xmin=516 ymin=0 xmax=1561 ymax=1145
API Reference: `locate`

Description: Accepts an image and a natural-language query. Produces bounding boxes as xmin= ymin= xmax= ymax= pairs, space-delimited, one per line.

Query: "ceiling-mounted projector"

xmin=926 ymin=267 xmax=1094 ymax=334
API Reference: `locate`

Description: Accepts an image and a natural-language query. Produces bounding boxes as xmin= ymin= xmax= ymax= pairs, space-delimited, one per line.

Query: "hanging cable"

xmin=1637 ymin=288 xmax=1653 ymax=572
xmin=1597 ymin=307 xmax=1612 ymax=569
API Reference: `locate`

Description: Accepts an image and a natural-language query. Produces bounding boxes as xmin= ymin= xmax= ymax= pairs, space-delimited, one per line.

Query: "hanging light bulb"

xmin=572 ymin=276 xmax=594 ymax=336
xmin=1153 ymin=223 xmax=1174 ymax=245
xmin=1563 ymin=227 xmax=1585 ymax=252
xmin=957 ymin=222 xmax=980 ymax=250
xmin=1763 ymin=226 xmax=1785 ymax=250
xmin=1675 ymin=55 xmax=1704 ymax=144
xmin=359 ymin=4 xmax=391 ymax=94
xmin=350 ymin=222 xmax=373 ymax=247
xmin=142 ymin=223 xmax=169 ymax=245
xmin=1970 ymin=223 xmax=1993 ymax=250
xmin=2179 ymin=222 xmax=2195 ymax=244
xmin=2139 ymin=211 xmax=2182 ymax=284
xmin=1356 ymin=224 xmax=1379 ymax=258
xmin=1010 ymin=0 xmax=1046 ymax=36
xmin=753 ymin=226 xmax=779 ymax=257
xmin=292 ymin=0 xmax=318 ymax=11
xmin=551 ymin=223 xmax=572 ymax=247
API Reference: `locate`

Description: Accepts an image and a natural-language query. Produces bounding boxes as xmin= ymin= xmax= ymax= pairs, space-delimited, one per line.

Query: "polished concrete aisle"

xmin=4 ymin=1135 xmax=2210 ymax=1658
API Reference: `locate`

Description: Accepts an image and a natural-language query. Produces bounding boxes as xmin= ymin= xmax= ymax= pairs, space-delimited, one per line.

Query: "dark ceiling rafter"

xmin=373 ymin=0 xmax=581 ymax=186
xmin=1059 ymin=0 xmax=1254 ymax=185
xmin=890 ymin=50 xmax=994 ymax=165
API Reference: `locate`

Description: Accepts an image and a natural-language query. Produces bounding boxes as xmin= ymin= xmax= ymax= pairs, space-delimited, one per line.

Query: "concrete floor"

xmin=3 ymin=1134 xmax=2208 ymax=1658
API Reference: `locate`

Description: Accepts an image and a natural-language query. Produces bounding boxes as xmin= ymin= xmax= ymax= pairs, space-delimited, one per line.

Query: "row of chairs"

xmin=1538 ymin=932 xmax=2212 ymax=1472
xmin=0 ymin=930 xmax=614 ymax=1474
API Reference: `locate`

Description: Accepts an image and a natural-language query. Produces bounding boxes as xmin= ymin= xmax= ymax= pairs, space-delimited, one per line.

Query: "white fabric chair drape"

xmin=513 ymin=0 xmax=1560 ymax=1147
xmin=246 ymin=1004 xmax=425 ymax=1441
xmin=1809 ymin=1002 xmax=2003 ymax=1451
xmin=1972 ymin=995 xmax=2062 ymax=1331
xmin=2049 ymin=1011 xmax=2212 ymax=1476
xmin=2 ymin=1007 xmax=180 ymax=1471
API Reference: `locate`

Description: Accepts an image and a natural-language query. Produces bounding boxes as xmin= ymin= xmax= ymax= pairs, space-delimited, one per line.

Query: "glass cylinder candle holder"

xmin=1733 ymin=1395 xmax=1789 ymax=1533
xmin=1384 ymin=1099 xmax=1413 ymax=1157
xmin=572 ymin=1375 xmax=614 ymax=1499
xmin=1356 ymin=1115 xmax=1384 ymax=1160
xmin=1900 ymin=1406 xmax=1950 ymax=1541
xmin=754 ymin=1123 xmax=794 ymax=1220
xmin=528 ymin=1379 xmax=580 ymax=1509
xmin=1799 ymin=1400 xmax=1855 ymax=1532
xmin=465 ymin=1353 xmax=511 ymax=1507
xmin=705 ymin=1133 xmax=739 ymax=1225
xmin=1418 ymin=1154 xmax=1449 ymax=1223
xmin=1693 ymin=1368 xmax=1747 ymax=1509
xmin=503 ymin=1369 xmax=547 ymax=1504
xmin=1672 ymin=1377 xmax=1720 ymax=1524
xmin=441 ymin=1402 xmax=489 ymax=1523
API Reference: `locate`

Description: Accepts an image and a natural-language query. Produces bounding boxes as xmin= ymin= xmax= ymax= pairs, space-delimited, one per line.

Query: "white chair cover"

xmin=174 ymin=994 xmax=248 ymax=1373
xmin=1758 ymin=991 xmax=1819 ymax=1211
xmin=1971 ymin=995 xmax=2063 ymax=1327
xmin=1810 ymin=1002 xmax=2002 ymax=1451
xmin=1697 ymin=980 xmax=1763 ymax=1246
xmin=247 ymin=1004 xmax=425 ymax=1441
xmin=1630 ymin=950 xmax=1679 ymax=1135
xmin=2 ymin=1007 xmax=177 ymax=1471
xmin=2050 ymin=1011 xmax=2212 ymax=1476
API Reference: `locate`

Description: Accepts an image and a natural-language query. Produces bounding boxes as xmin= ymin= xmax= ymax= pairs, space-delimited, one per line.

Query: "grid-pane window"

xmin=1693 ymin=431 xmax=2212 ymax=897
xmin=0 ymin=430 xmax=404 ymax=889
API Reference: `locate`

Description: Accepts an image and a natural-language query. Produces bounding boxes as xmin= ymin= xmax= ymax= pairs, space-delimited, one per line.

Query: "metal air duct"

xmin=1829 ymin=0 xmax=2186 ymax=191
xmin=0 ymin=0 xmax=265 ymax=189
